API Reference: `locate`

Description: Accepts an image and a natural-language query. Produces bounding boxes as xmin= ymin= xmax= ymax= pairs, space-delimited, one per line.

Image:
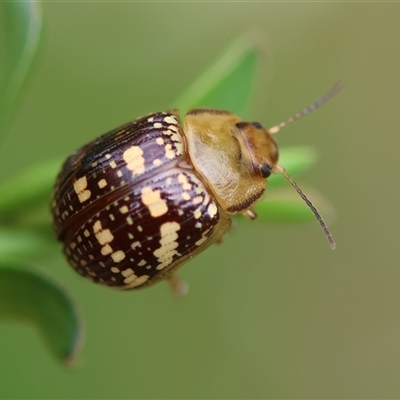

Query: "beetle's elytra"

xmin=52 ymin=83 xmax=341 ymax=293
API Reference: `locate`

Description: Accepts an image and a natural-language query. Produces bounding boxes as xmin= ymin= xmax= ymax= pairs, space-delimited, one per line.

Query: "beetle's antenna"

xmin=268 ymin=81 xmax=342 ymax=134
xmin=274 ymin=165 xmax=335 ymax=249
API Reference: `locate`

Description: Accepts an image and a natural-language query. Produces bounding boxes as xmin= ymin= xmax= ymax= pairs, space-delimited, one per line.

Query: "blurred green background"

xmin=1 ymin=2 xmax=399 ymax=398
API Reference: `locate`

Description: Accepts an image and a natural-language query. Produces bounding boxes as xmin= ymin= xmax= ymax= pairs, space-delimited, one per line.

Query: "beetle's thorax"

xmin=184 ymin=108 xmax=279 ymax=214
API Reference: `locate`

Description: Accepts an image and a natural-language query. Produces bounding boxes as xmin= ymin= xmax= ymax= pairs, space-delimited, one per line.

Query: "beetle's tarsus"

xmin=167 ymin=274 xmax=189 ymax=297
xmin=244 ymin=208 xmax=257 ymax=220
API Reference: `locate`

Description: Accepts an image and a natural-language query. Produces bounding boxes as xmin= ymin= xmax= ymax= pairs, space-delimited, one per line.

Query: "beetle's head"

xmin=242 ymin=81 xmax=342 ymax=249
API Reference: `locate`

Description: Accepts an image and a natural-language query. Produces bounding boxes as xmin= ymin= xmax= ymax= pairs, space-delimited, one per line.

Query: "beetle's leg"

xmin=243 ymin=208 xmax=257 ymax=220
xmin=167 ymin=273 xmax=189 ymax=297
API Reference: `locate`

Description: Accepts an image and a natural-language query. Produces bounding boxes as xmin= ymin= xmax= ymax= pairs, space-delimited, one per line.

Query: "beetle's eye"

xmin=260 ymin=164 xmax=272 ymax=178
xmin=251 ymin=122 xmax=263 ymax=129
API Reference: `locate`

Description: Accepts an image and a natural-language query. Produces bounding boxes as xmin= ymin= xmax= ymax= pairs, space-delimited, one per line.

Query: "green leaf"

xmin=174 ymin=31 xmax=267 ymax=117
xmin=0 ymin=2 xmax=42 ymax=138
xmin=0 ymin=158 xmax=62 ymax=221
xmin=252 ymin=187 xmax=336 ymax=224
xmin=268 ymin=146 xmax=318 ymax=188
xmin=0 ymin=226 xmax=56 ymax=261
xmin=0 ymin=262 xmax=83 ymax=365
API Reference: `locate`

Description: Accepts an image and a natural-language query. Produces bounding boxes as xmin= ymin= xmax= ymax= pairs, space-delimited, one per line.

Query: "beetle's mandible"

xmin=52 ymin=83 xmax=341 ymax=293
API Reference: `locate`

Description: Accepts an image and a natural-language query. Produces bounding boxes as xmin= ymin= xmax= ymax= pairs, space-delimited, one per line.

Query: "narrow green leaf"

xmin=174 ymin=31 xmax=267 ymax=116
xmin=0 ymin=158 xmax=62 ymax=220
xmin=0 ymin=2 xmax=42 ymax=137
xmin=0 ymin=263 xmax=83 ymax=365
xmin=251 ymin=187 xmax=336 ymax=223
xmin=268 ymin=146 xmax=318 ymax=188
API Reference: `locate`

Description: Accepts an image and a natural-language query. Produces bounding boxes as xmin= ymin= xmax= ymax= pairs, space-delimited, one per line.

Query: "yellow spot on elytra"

xmin=93 ymin=220 xmax=115 ymax=256
xmin=193 ymin=196 xmax=203 ymax=205
xmin=164 ymin=116 xmax=177 ymax=124
xmin=156 ymin=137 xmax=164 ymax=145
xmin=141 ymin=186 xmax=168 ymax=217
xmin=175 ymin=142 xmax=183 ymax=156
xmin=165 ymin=143 xmax=175 ymax=159
xmin=73 ymin=176 xmax=91 ymax=203
xmin=182 ymin=192 xmax=191 ymax=201
xmin=195 ymin=186 xmax=203 ymax=194
xmin=153 ymin=122 xmax=162 ymax=128
xmin=153 ymin=221 xmax=181 ymax=270
xmin=117 ymin=170 xmax=123 ymax=177
xmin=131 ymin=241 xmax=141 ymax=250
xmin=170 ymin=133 xmax=183 ymax=156
xmin=111 ymin=267 xmax=120 ymax=273
xmin=170 ymin=133 xmax=180 ymax=142
xmin=123 ymin=145 xmax=145 ymax=175
xmin=93 ymin=225 xmax=114 ymax=245
xmin=111 ymin=250 xmax=126 ymax=263
xmin=93 ymin=220 xmax=101 ymax=232
xmin=101 ymin=244 xmax=113 ymax=255
xmin=110 ymin=161 xmax=117 ymax=169
xmin=121 ymin=268 xmax=134 ymax=278
xmin=203 ymin=191 xmax=210 ymax=205
xmin=153 ymin=159 xmax=161 ymax=166
xmin=178 ymin=173 xmax=192 ymax=190
xmin=138 ymin=260 xmax=146 ymax=267
xmin=195 ymin=230 xmax=211 ymax=246
xmin=166 ymin=177 xmax=172 ymax=186
xmin=98 ymin=179 xmax=107 ymax=189
xmin=124 ymin=274 xmax=149 ymax=287
xmin=194 ymin=209 xmax=201 ymax=219
xmin=105 ymin=154 xmax=111 ymax=159
xmin=208 ymin=203 xmax=218 ymax=218
xmin=119 ymin=205 xmax=129 ymax=214
xmin=126 ymin=216 xmax=133 ymax=225
xmin=83 ymin=229 xmax=90 ymax=237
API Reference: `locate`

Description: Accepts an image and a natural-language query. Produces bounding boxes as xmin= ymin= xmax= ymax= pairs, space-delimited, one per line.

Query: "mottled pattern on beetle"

xmin=52 ymin=111 xmax=184 ymax=237
xmin=63 ymin=168 xmax=220 ymax=289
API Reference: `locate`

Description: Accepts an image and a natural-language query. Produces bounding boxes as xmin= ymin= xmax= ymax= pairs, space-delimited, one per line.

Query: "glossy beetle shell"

xmin=52 ymin=109 xmax=278 ymax=289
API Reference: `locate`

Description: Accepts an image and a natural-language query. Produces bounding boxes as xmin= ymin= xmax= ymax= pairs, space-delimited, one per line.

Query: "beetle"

xmin=52 ymin=82 xmax=341 ymax=294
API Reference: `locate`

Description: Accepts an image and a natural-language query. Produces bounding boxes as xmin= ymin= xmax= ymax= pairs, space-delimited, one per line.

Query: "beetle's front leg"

xmin=243 ymin=208 xmax=257 ymax=220
xmin=167 ymin=273 xmax=189 ymax=297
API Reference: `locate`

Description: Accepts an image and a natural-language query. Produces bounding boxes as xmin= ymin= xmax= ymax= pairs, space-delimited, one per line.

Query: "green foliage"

xmin=174 ymin=32 xmax=262 ymax=116
xmin=0 ymin=2 xmax=42 ymax=139
xmin=0 ymin=2 xmax=81 ymax=365
xmin=0 ymin=158 xmax=62 ymax=220
xmin=0 ymin=8 xmax=334 ymax=365
xmin=0 ymin=263 xmax=82 ymax=364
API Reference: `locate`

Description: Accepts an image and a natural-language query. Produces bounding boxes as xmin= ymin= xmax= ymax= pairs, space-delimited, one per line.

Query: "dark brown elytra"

xmin=52 ymin=111 xmax=230 ymax=290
